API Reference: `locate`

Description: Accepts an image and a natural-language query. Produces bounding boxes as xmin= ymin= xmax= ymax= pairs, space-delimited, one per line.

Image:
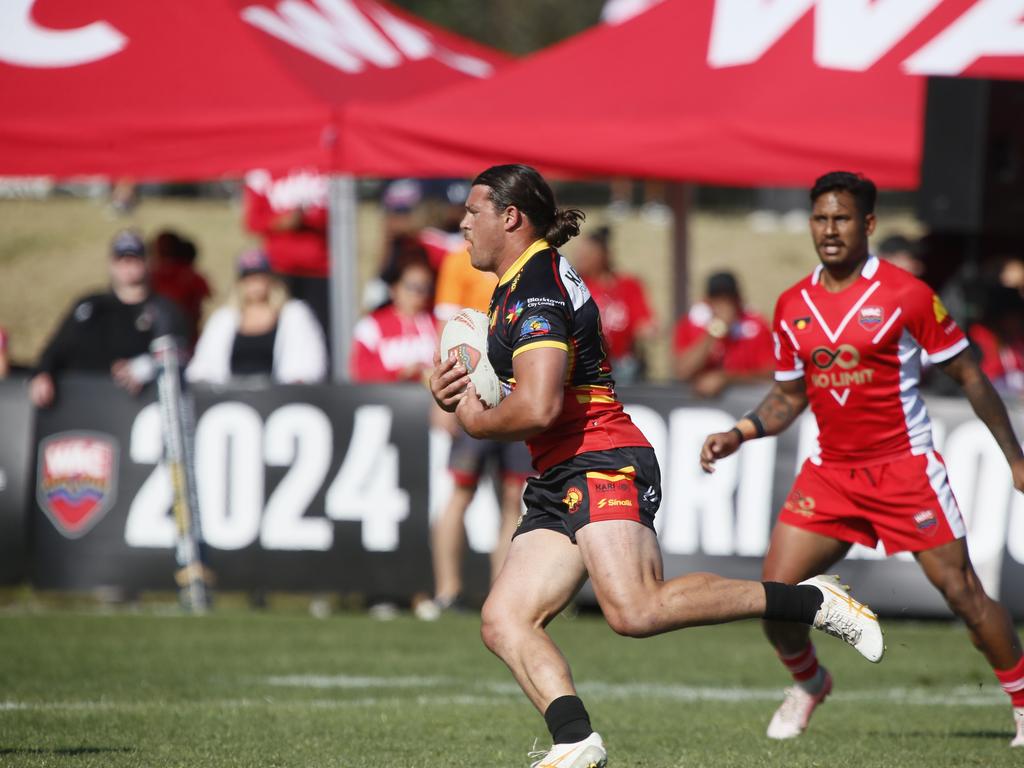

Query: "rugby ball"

xmin=439 ymin=309 xmax=502 ymax=408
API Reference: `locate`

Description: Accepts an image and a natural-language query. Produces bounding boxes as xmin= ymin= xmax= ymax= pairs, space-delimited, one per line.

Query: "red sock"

xmin=778 ymin=643 xmax=820 ymax=683
xmin=995 ymin=655 xmax=1024 ymax=708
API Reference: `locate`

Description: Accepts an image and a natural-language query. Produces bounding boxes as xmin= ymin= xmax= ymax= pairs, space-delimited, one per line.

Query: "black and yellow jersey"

xmin=487 ymin=239 xmax=649 ymax=471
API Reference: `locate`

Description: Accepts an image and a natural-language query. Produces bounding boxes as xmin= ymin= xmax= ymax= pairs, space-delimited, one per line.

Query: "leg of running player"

xmin=916 ymin=538 xmax=1024 ymax=745
xmin=480 ymin=529 xmax=588 ymax=712
xmin=431 ymin=484 xmax=475 ymax=605
xmin=575 ymin=520 xmax=850 ymax=636
xmin=760 ymin=522 xmax=852 ymax=738
xmin=490 ymin=476 xmax=525 ymax=584
xmin=915 ymin=538 xmax=1021 ymax=666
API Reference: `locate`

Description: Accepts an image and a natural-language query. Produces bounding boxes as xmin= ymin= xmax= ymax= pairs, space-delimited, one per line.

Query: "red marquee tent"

xmin=0 ymin=0 xmax=507 ymax=178
xmin=341 ymin=0 xmax=1024 ymax=189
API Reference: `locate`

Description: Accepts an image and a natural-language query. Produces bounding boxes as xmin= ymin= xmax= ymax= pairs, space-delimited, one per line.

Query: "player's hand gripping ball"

xmin=439 ymin=309 xmax=502 ymax=408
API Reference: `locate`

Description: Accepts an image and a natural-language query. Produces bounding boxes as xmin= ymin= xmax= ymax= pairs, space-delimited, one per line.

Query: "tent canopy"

xmin=0 ymin=0 xmax=507 ymax=178
xmin=341 ymin=0 xmax=1024 ymax=189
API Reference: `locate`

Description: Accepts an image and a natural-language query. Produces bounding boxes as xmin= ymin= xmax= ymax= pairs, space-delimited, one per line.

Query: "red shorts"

xmin=778 ymin=451 xmax=966 ymax=555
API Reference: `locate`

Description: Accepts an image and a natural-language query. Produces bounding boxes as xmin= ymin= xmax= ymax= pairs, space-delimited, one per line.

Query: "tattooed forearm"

xmin=748 ymin=382 xmax=807 ymax=436
xmin=962 ymin=374 xmax=1024 ymax=463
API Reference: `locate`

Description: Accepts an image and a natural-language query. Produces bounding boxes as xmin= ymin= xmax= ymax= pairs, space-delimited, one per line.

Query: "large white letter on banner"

xmin=0 ymin=0 xmax=126 ymax=68
xmin=708 ymin=0 xmax=814 ymax=68
xmin=904 ymin=0 xmax=1024 ymax=75
xmin=814 ymin=0 xmax=941 ymax=71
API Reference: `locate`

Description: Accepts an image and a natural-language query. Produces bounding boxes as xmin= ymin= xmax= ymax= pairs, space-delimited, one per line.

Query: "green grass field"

xmin=0 ymin=607 xmax=1019 ymax=767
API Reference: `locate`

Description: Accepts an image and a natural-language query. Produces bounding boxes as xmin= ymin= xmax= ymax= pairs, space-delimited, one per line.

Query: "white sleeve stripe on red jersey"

xmin=927 ymin=337 xmax=969 ymax=363
xmin=775 ymin=370 xmax=805 ymax=381
xmin=801 ymin=281 xmax=881 ymax=344
xmin=779 ymin=319 xmax=801 ymax=351
xmin=870 ymin=307 xmax=902 ymax=344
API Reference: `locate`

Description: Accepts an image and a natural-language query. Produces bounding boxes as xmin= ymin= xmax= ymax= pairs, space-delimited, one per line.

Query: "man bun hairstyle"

xmin=472 ymin=164 xmax=584 ymax=248
xmin=810 ymin=171 xmax=877 ymax=218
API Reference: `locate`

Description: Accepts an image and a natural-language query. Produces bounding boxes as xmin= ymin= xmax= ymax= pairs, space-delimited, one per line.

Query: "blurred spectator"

xmin=0 ymin=326 xmax=9 ymax=379
xmin=186 ymin=249 xmax=327 ymax=385
xmin=877 ymin=233 xmax=925 ymax=277
xmin=350 ymin=254 xmax=437 ymax=383
xmin=420 ymin=246 xmax=532 ymax=618
xmin=362 ymin=179 xmax=426 ymax=310
xmin=29 ymin=230 xmax=187 ymax=408
xmin=243 ymin=168 xmax=331 ymax=353
xmin=149 ymin=230 xmax=212 ymax=347
xmin=434 ymin=247 xmax=494 ymax=326
xmin=968 ymin=284 xmax=1024 ymax=397
xmin=571 ymin=227 xmax=656 ymax=383
xmin=418 ymin=180 xmax=472 ymax=268
xmin=673 ymin=271 xmax=774 ymax=398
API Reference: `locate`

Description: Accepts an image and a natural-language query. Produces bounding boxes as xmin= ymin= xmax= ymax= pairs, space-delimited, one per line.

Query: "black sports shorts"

xmin=515 ymin=446 xmax=661 ymax=544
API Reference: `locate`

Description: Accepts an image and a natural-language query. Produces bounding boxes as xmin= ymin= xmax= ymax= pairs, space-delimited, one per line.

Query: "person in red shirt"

xmin=430 ymin=164 xmax=882 ymax=768
xmin=571 ymin=227 xmax=655 ymax=383
xmin=244 ymin=168 xmax=331 ymax=354
xmin=149 ymin=231 xmax=211 ymax=349
xmin=968 ymin=284 xmax=1024 ymax=398
xmin=350 ymin=255 xmax=437 ymax=383
xmin=674 ymin=271 xmax=774 ymax=397
xmin=701 ymin=171 xmax=1024 ymax=747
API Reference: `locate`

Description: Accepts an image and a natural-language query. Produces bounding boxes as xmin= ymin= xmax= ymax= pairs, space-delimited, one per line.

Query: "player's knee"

xmin=602 ymin=599 xmax=657 ymax=638
xmin=480 ymin=601 xmax=510 ymax=655
xmin=935 ymin=568 xmax=985 ymax=618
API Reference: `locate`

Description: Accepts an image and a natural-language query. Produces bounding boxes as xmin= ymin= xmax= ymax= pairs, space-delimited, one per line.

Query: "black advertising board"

xmin=31 ymin=376 xmax=432 ymax=596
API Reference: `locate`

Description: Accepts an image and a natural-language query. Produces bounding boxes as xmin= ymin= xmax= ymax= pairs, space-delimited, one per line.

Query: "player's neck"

xmin=494 ymin=234 xmax=541 ymax=279
xmin=819 ymin=255 xmax=869 ymax=293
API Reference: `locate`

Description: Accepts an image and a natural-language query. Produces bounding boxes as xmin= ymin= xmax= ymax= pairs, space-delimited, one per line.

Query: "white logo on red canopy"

xmin=241 ymin=0 xmax=494 ymax=77
xmin=708 ymin=0 xmax=1024 ymax=75
xmin=36 ymin=432 xmax=120 ymax=539
xmin=0 ymin=0 xmax=126 ymax=68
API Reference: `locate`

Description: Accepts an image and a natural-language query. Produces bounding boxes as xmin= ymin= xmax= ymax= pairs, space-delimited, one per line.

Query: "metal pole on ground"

xmin=329 ymin=174 xmax=359 ymax=382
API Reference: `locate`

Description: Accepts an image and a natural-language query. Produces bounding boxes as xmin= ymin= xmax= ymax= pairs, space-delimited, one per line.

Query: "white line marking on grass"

xmin=3 ymin=682 xmax=1006 ymax=714
xmin=264 ymin=674 xmax=450 ymax=689
xmin=260 ymin=675 xmax=1008 ymax=708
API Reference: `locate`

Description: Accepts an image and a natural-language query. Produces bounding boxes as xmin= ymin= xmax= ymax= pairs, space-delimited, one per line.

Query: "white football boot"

xmin=766 ymin=670 xmax=833 ymax=739
xmin=1012 ymin=708 xmax=1024 ymax=747
xmin=802 ymin=574 xmax=884 ymax=663
xmin=529 ymin=732 xmax=606 ymax=768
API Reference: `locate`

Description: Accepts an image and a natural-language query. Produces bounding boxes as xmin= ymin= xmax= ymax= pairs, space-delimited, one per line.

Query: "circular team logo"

xmin=810 ymin=344 xmax=860 ymax=370
xmin=562 ymin=486 xmax=584 ymax=514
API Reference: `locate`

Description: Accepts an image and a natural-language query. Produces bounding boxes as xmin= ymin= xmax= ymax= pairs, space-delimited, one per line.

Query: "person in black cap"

xmin=28 ymin=229 xmax=187 ymax=408
xmin=673 ymin=270 xmax=775 ymax=397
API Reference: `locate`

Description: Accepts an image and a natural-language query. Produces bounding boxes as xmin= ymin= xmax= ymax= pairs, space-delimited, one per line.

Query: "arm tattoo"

xmin=942 ymin=351 xmax=1023 ymax=464
xmin=961 ymin=372 xmax=1024 ymax=463
xmin=750 ymin=386 xmax=803 ymax=435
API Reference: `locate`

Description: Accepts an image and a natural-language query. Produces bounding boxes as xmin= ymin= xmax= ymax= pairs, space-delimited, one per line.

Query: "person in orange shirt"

xmin=421 ymin=247 xmax=533 ymax=616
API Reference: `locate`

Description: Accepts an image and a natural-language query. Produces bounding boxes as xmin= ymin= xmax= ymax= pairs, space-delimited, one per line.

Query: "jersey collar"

xmin=810 ymin=254 xmax=880 ymax=286
xmin=498 ymin=239 xmax=550 ymax=286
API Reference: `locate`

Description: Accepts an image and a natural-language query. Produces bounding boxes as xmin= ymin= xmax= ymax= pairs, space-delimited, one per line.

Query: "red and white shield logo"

xmin=36 ymin=432 xmax=119 ymax=538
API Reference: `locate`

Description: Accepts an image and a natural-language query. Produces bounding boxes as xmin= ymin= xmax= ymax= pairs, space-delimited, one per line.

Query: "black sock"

xmin=544 ymin=695 xmax=593 ymax=744
xmin=762 ymin=581 xmax=824 ymax=624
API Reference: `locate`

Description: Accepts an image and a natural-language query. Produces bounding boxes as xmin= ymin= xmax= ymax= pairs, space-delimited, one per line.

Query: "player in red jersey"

xmin=430 ymin=165 xmax=885 ymax=768
xmin=700 ymin=171 xmax=1024 ymax=747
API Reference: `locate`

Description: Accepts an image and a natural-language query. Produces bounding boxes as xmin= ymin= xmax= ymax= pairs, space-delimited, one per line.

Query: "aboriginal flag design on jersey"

xmin=487 ymin=239 xmax=650 ymax=472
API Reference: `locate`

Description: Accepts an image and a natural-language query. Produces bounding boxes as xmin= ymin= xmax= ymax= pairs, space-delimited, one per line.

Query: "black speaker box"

xmin=917 ymin=77 xmax=1024 ymax=235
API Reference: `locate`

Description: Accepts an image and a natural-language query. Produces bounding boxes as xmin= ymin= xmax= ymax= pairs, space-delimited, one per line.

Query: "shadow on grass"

xmin=870 ymin=730 xmax=1010 ymax=741
xmin=0 ymin=747 xmax=135 ymax=756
